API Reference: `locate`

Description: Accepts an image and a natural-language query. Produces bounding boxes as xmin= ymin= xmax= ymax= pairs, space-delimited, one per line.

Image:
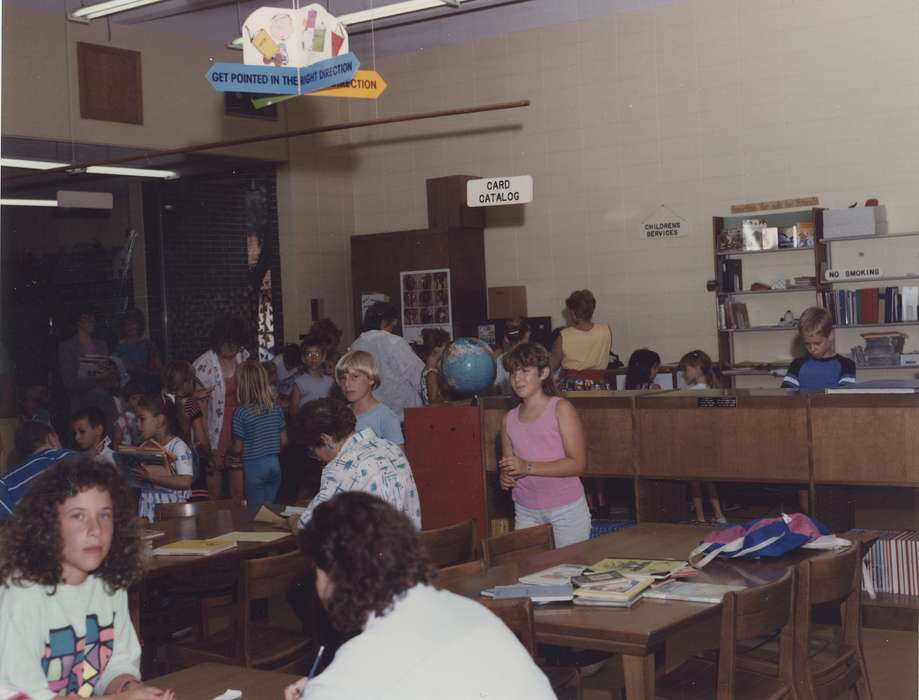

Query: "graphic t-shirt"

xmin=0 ymin=575 xmax=141 ymax=699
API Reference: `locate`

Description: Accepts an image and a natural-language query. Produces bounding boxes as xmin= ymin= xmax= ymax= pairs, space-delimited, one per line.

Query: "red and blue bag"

xmin=689 ymin=513 xmax=844 ymax=569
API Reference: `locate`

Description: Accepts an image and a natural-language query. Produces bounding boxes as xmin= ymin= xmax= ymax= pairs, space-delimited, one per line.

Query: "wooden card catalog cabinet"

xmin=636 ymin=390 xmax=810 ymax=482
xmin=810 ymin=395 xmax=919 ymax=487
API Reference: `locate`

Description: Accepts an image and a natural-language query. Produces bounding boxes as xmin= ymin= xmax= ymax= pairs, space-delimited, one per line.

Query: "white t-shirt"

xmin=0 ymin=576 xmax=141 ymax=699
xmin=138 ymin=436 xmax=194 ymax=521
xmin=303 ymin=584 xmax=554 ymax=700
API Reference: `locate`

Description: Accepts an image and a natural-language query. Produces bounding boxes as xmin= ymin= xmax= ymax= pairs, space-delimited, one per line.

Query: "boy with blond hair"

xmin=782 ymin=307 xmax=856 ymax=513
xmin=781 ymin=307 xmax=856 ymax=391
xmin=335 ymin=350 xmax=404 ymax=445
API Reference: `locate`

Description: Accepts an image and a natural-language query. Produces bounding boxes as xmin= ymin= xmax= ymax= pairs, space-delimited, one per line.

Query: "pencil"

xmin=307 ymin=644 xmax=325 ymax=680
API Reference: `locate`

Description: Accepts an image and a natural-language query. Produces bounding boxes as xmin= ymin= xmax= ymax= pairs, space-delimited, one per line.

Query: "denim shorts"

xmin=514 ymin=495 xmax=591 ymax=548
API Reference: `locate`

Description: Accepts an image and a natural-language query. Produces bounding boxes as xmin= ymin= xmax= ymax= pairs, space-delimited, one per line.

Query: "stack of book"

xmin=821 ymin=286 xmax=919 ymax=325
xmin=573 ymin=575 xmax=653 ymax=608
xmin=860 ymin=530 xmax=919 ymax=597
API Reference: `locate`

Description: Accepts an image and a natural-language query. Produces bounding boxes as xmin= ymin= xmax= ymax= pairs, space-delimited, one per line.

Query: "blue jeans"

xmin=514 ymin=495 xmax=591 ymax=548
xmin=243 ymin=454 xmax=281 ymax=507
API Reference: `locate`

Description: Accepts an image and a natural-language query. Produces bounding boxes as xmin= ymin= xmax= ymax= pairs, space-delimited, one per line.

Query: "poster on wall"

xmin=400 ymin=269 xmax=453 ymax=344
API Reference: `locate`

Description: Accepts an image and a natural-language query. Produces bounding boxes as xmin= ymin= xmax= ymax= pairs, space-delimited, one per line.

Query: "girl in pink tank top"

xmin=499 ymin=343 xmax=590 ymax=548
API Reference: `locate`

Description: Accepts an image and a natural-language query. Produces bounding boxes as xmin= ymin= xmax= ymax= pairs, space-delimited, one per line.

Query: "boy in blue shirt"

xmin=782 ymin=307 xmax=856 ymax=391
xmin=781 ymin=307 xmax=855 ymax=513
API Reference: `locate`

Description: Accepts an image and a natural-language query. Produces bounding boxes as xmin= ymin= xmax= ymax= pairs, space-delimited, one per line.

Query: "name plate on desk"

xmin=697 ymin=396 xmax=738 ymax=408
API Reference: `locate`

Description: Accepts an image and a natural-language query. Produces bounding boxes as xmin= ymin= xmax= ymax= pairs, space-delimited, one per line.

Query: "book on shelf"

xmin=823 ymin=286 xmax=919 ymax=326
xmin=720 ymin=259 xmax=743 ymax=292
xmin=719 ymin=302 xmax=750 ymax=330
xmin=858 ymin=530 xmax=919 ymax=597
xmin=480 ymin=583 xmax=574 ymax=603
xmin=572 ymin=575 xmax=654 ymax=607
xmin=152 ymin=539 xmax=238 ymax=557
xmin=643 ymin=581 xmax=746 ymax=604
xmin=587 ymin=558 xmax=689 ymax=580
xmin=518 ymin=564 xmax=587 ymax=586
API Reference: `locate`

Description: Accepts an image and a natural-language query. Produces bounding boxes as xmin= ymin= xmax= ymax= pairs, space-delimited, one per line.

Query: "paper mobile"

xmin=242 ymin=4 xmax=348 ymax=68
xmin=206 ymin=4 xmax=357 ymax=96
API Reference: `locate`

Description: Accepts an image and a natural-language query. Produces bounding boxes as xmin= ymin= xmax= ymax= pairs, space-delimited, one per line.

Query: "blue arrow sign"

xmin=205 ymin=53 xmax=360 ymax=95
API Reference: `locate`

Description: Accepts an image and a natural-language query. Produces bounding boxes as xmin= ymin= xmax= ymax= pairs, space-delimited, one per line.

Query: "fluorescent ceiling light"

xmin=338 ymin=0 xmax=461 ymax=25
xmin=230 ymin=0 xmax=462 ymax=47
xmin=85 ymin=165 xmax=178 ymax=179
xmin=72 ymin=0 xmax=168 ymax=20
xmin=0 ymin=198 xmax=59 ymax=207
xmin=0 ymin=157 xmax=71 ymax=170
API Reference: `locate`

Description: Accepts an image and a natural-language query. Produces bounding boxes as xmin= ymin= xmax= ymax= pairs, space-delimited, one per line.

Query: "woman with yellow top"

xmin=551 ymin=290 xmax=612 ymax=392
xmin=551 ymin=289 xmax=613 ymax=516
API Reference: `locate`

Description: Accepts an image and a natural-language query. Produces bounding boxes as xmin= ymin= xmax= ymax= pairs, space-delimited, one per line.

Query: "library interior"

xmin=1 ymin=0 xmax=918 ymax=698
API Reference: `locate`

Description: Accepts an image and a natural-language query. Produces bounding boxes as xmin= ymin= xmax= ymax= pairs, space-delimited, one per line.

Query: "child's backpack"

xmin=689 ymin=513 xmax=848 ymax=569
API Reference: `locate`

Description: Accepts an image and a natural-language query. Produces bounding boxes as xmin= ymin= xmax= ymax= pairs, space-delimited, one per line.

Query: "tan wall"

xmin=6 ymin=1 xmax=919 ymax=364
xmin=340 ymin=0 xmax=919 ymax=366
xmin=1 ymin=4 xmax=288 ymax=160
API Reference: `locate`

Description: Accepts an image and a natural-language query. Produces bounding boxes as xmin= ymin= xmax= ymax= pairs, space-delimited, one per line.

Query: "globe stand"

xmin=469 ymin=394 xmax=480 ymax=407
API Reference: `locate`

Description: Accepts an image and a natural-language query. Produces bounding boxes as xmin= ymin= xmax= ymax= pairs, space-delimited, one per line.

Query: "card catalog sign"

xmin=467 ymin=176 xmax=533 ymax=207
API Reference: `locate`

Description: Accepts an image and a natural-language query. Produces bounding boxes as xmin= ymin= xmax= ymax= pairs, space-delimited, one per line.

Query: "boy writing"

xmin=782 ymin=306 xmax=856 ymax=512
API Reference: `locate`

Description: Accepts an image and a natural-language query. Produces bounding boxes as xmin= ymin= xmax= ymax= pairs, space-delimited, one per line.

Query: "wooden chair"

xmin=154 ymin=498 xmax=244 ymax=521
xmin=160 ymin=549 xmax=313 ymax=673
xmin=483 ymin=524 xmax=554 ymax=567
xmin=432 ymin=559 xmax=487 ymax=590
xmin=793 ymin=544 xmax=872 ymax=700
xmin=656 ymin=568 xmax=796 ymax=700
xmin=481 ymin=598 xmax=582 ymax=700
xmin=418 ymin=519 xmax=477 ymax=568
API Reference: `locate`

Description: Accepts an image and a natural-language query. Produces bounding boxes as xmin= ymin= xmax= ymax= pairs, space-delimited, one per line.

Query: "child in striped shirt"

xmin=232 ymin=360 xmax=287 ymax=507
xmin=135 ymin=394 xmax=194 ymax=521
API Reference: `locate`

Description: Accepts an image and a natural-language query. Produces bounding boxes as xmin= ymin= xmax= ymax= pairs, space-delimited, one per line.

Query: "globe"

xmin=441 ymin=337 xmax=497 ymax=396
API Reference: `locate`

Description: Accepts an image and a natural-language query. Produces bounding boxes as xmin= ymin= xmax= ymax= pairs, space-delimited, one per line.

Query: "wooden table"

xmin=441 ymin=522 xmax=864 ymax=700
xmin=143 ymin=506 xmax=294 ymax=576
xmin=149 ymin=662 xmax=298 ymax=699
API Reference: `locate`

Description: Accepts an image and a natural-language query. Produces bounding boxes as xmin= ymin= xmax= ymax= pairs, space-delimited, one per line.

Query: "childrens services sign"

xmin=205 ymin=4 xmax=358 ymax=95
xmin=641 ymin=205 xmax=689 ymax=240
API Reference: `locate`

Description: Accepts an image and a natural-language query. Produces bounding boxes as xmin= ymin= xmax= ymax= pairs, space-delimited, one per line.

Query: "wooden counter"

xmin=636 ymin=389 xmax=809 ymax=483
xmin=809 ymin=393 xmax=919 ymax=487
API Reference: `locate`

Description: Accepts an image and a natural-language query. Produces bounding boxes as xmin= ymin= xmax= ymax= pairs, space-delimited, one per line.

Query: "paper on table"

xmin=281 ymin=506 xmax=306 ymax=517
xmin=209 ymin=531 xmax=289 ymax=543
xmin=212 ymin=690 xmax=241 ymax=700
xmin=254 ymin=505 xmax=285 ymax=525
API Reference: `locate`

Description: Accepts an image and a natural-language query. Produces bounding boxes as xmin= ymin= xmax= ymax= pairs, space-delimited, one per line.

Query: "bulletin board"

xmin=400 ymin=268 xmax=452 ymax=343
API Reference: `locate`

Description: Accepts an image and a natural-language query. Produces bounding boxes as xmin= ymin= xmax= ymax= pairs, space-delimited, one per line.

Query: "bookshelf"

xmin=712 ymin=209 xmax=820 ymax=386
xmin=713 ymin=208 xmax=919 ymax=387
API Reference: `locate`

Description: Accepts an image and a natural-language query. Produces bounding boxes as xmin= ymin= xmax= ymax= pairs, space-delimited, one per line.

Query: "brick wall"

xmin=147 ymin=168 xmax=283 ymax=362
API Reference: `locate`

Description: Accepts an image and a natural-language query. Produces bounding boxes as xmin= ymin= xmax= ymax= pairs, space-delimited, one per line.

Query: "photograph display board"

xmin=400 ymin=268 xmax=452 ymax=343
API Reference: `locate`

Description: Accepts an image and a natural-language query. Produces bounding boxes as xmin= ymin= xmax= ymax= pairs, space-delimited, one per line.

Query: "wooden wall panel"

xmin=811 ymin=405 xmax=919 ymax=486
xmin=574 ymin=396 xmax=636 ymax=476
xmin=404 ymin=405 xmax=488 ymax=540
xmin=637 ymin=391 xmax=808 ymax=482
xmin=77 ymin=42 xmax=143 ymax=124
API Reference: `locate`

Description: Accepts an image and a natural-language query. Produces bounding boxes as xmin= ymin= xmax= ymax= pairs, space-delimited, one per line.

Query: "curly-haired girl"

xmin=287 ymin=492 xmax=553 ymax=699
xmin=0 ymin=457 xmax=174 ymax=700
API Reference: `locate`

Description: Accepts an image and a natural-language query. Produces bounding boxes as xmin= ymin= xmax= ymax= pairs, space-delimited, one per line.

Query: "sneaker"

xmin=713 ymin=515 xmax=728 ymax=525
